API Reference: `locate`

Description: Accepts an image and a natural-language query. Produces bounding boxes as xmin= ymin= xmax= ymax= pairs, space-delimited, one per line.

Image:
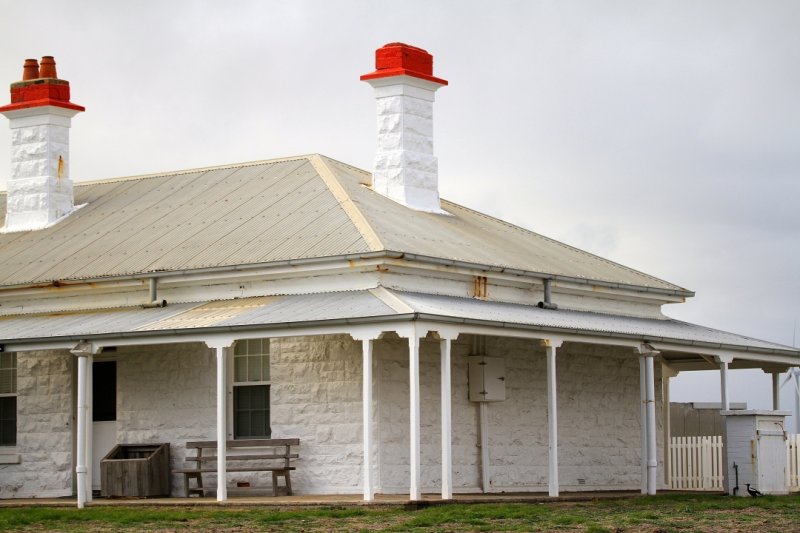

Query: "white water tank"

xmin=722 ymin=410 xmax=790 ymax=496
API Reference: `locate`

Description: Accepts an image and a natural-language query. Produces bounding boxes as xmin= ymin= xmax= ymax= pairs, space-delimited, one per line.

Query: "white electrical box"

xmin=468 ymin=356 xmax=506 ymax=402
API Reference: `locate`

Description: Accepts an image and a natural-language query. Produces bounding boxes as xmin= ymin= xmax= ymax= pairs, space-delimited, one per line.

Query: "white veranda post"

xmin=70 ymin=341 xmax=96 ymax=509
xmin=362 ymin=338 xmax=374 ymax=501
xmin=75 ymin=353 xmax=88 ymax=509
xmin=545 ymin=339 xmax=562 ymax=497
xmin=639 ymin=355 xmax=647 ymax=494
xmin=85 ymin=354 xmax=93 ymax=504
xmin=638 ymin=344 xmax=659 ymax=496
xmin=440 ymin=337 xmax=453 ymax=500
xmin=210 ymin=343 xmax=232 ymax=502
xmin=718 ymin=356 xmax=732 ymax=411
xmin=644 ymin=352 xmax=657 ymax=495
xmin=409 ymin=333 xmax=421 ymax=500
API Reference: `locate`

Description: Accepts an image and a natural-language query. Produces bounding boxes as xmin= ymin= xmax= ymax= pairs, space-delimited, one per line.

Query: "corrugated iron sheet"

xmin=0 ymin=289 xmax=794 ymax=358
xmin=0 ymin=157 xmax=372 ymax=286
xmin=323 ymin=157 xmax=685 ymax=291
xmin=0 ymin=153 xmax=685 ymax=292
xmin=0 ymin=291 xmax=398 ymax=341
xmin=389 ymin=290 xmax=796 ymax=353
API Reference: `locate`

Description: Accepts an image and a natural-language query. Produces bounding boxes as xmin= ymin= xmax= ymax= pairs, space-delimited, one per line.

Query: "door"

xmin=92 ymin=361 xmax=117 ymax=491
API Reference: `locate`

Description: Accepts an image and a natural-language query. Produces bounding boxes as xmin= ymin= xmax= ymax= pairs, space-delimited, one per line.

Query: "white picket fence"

xmin=788 ymin=434 xmax=800 ymax=489
xmin=670 ymin=434 xmax=800 ymax=491
xmin=670 ymin=436 xmax=724 ymax=490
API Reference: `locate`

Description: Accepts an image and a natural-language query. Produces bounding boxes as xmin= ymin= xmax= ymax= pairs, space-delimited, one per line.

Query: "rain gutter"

xmin=4 ymin=311 xmax=797 ymax=358
xmin=0 ymin=250 xmax=695 ymax=298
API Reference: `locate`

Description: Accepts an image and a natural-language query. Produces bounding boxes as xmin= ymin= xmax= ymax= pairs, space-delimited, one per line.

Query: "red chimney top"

xmin=0 ymin=56 xmax=85 ymax=114
xmin=360 ymin=43 xmax=448 ymax=85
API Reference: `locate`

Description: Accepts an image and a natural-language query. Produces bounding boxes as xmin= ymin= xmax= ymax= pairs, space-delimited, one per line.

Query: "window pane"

xmin=233 ymin=385 xmax=269 ymax=439
xmin=237 ymin=386 xmax=251 ymax=409
xmin=0 ymin=353 xmax=9 ymax=368
xmin=235 ymin=410 xmax=250 ymax=439
xmin=248 ymin=356 xmax=262 ymax=382
xmin=0 ymin=397 xmax=15 ymax=447
xmin=233 ymin=341 xmax=246 ymax=356
xmin=234 ymin=356 xmax=247 ymax=382
xmin=250 ymin=411 xmax=265 ymax=437
xmin=251 ymin=388 xmax=265 ymax=409
xmin=0 ymin=369 xmax=11 ymax=394
xmin=247 ymin=339 xmax=260 ymax=355
xmin=0 ymin=396 xmax=13 ymax=419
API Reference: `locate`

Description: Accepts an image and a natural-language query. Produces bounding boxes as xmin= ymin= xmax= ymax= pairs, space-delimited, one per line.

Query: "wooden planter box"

xmin=101 ymin=443 xmax=170 ymax=497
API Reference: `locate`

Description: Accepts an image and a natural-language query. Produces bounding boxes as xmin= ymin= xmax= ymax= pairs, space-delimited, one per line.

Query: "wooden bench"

xmin=173 ymin=438 xmax=299 ymax=497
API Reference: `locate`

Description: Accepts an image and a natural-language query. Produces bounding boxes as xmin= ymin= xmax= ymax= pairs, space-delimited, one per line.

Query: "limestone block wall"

xmin=114 ymin=336 xmax=366 ymax=496
xmin=0 ymin=350 xmax=73 ymax=498
xmin=270 ymin=335 xmax=364 ymax=494
xmin=377 ymin=336 xmax=663 ymax=493
xmin=0 ymin=333 xmax=664 ymax=498
xmin=377 ymin=335 xmax=481 ymax=493
xmin=114 ymin=343 xmax=216 ymax=496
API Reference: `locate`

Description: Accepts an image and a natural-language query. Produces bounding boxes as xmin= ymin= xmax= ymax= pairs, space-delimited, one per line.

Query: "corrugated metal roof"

xmin=323 ymin=157 xmax=684 ymax=292
xmin=0 ymin=157 xmax=373 ymax=286
xmin=0 ymin=153 xmax=686 ymax=292
xmin=0 ymin=292 xmax=397 ymax=341
xmin=0 ymin=290 xmax=795 ymax=358
xmin=389 ymin=290 xmax=797 ymax=354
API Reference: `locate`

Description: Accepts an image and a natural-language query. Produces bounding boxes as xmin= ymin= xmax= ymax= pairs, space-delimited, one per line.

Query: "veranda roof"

xmin=1 ymin=289 xmax=796 ymax=361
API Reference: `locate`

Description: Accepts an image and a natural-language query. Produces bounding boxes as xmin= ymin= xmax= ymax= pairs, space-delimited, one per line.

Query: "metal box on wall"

xmin=468 ymin=356 xmax=506 ymax=402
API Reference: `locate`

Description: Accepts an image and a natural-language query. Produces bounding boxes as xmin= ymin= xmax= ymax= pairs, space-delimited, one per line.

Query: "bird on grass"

xmin=746 ymin=483 xmax=763 ymax=497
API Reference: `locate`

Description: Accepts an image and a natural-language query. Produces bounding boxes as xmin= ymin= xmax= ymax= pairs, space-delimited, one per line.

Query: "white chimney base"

xmin=367 ymin=75 xmax=446 ymax=214
xmin=3 ymin=106 xmax=79 ymax=232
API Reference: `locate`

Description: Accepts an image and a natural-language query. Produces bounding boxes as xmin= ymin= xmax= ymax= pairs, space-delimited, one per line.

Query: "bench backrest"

xmin=186 ymin=438 xmax=299 ymax=449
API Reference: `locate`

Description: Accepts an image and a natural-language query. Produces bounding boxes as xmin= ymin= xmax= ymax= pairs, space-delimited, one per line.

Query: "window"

xmin=0 ymin=353 xmax=16 ymax=447
xmin=233 ymin=339 xmax=270 ymax=439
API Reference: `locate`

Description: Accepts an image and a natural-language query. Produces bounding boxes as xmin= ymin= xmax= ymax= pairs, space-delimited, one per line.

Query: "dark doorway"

xmin=93 ymin=361 xmax=116 ymax=422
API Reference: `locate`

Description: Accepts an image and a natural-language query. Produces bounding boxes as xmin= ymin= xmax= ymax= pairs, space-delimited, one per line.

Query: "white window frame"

xmin=0 ymin=352 xmax=19 ymax=462
xmin=227 ymin=339 xmax=271 ymax=440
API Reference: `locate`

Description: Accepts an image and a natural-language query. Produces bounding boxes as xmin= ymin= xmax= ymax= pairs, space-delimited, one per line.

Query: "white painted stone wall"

xmin=377 ymin=335 xmax=663 ymax=493
xmin=114 ymin=343 xmax=217 ymax=496
xmin=368 ymin=77 xmax=445 ymax=213
xmin=4 ymin=110 xmax=77 ymax=232
xmin=1 ymin=334 xmax=664 ymax=498
xmin=0 ymin=350 xmax=73 ymax=498
xmin=270 ymin=335 xmax=364 ymax=494
xmin=114 ymin=337 xmax=366 ymax=496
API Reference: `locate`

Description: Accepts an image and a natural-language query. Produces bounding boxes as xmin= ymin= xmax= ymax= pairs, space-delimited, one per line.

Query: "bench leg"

xmin=182 ymin=472 xmax=204 ymax=497
xmin=271 ymin=470 xmax=292 ymax=496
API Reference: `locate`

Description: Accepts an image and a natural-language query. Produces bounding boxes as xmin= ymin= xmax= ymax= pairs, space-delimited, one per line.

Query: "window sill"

xmin=0 ymin=451 xmax=20 ymax=464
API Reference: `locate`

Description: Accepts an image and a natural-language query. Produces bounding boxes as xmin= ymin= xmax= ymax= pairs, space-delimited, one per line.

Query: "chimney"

xmin=0 ymin=57 xmax=84 ymax=232
xmin=361 ymin=43 xmax=448 ymax=213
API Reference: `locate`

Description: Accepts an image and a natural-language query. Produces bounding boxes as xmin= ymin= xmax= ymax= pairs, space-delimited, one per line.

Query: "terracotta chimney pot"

xmin=22 ymin=59 xmax=40 ymax=81
xmin=39 ymin=56 xmax=57 ymax=79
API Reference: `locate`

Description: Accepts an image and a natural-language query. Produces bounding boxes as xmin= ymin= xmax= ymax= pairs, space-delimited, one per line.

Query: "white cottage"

xmin=0 ymin=44 xmax=797 ymax=506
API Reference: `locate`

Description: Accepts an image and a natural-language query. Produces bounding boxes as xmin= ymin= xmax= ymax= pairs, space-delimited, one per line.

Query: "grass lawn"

xmin=0 ymin=493 xmax=798 ymax=532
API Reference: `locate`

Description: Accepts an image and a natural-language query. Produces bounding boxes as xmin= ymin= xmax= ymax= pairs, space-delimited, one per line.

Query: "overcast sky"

xmin=1 ymin=1 xmax=798 ymax=417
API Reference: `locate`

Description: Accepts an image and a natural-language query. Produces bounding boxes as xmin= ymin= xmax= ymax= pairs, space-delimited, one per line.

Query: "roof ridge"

xmin=14 ymin=154 xmax=319 ymax=191
xmin=316 ymin=155 xmax=373 ymax=179
xmin=439 ymin=198 xmax=688 ymax=293
xmin=310 ymin=155 xmax=383 ymax=252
